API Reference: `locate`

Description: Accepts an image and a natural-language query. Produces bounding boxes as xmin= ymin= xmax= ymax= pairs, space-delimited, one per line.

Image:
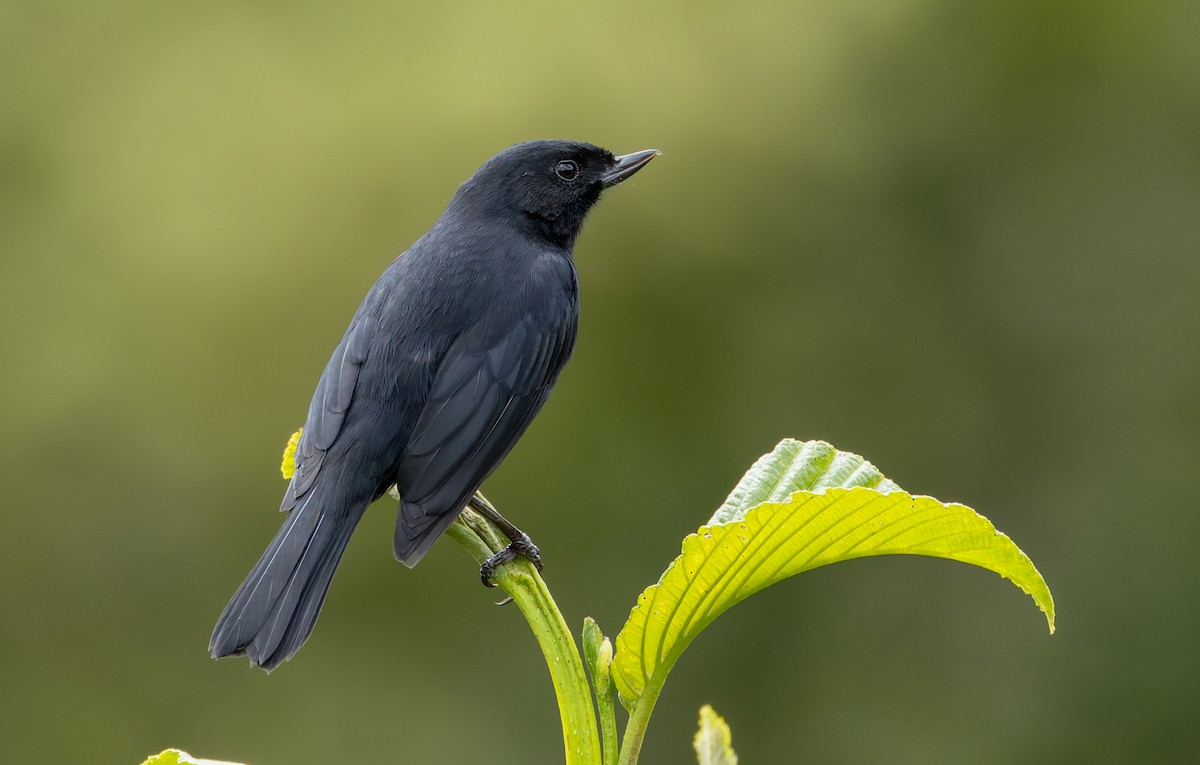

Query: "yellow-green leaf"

xmin=140 ymin=749 xmax=245 ymax=765
xmin=582 ymin=616 xmax=614 ymax=697
xmin=712 ymin=438 xmax=899 ymax=524
xmin=613 ymin=440 xmax=1055 ymax=706
xmin=280 ymin=428 xmax=302 ymax=480
xmin=582 ymin=616 xmax=605 ymax=675
xmin=694 ymin=705 xmax=738 ymax=765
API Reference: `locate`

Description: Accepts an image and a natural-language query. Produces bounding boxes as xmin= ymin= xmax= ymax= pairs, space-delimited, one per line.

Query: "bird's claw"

xmin=479 ymin=533 xmax=543 ymax=587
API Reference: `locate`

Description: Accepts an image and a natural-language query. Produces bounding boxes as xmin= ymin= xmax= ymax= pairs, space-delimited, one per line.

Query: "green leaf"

xmin=583 ymin=617 xmax=619 ymax=765
xmin=140 ymin=749 xmax=245 ymax=765
xmin=693 ymin=705 xmax=738 ymax=765
xmin=613 ymin=439 xmax=1055 ymax=705
xmin=582 ymin=615 xmax=615 ymax=696
xmin=582 ymin=616 xmax=604 ymax=676
xmin=711 ymin=438 xmax=899 ymax=524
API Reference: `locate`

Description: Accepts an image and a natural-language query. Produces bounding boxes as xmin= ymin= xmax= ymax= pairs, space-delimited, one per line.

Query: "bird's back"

xmin=383 ymin=223 xmax=580 ymax=563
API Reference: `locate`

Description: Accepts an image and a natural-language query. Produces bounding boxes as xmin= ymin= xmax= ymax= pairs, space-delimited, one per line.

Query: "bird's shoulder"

xmin=388 ymin=222 xmax=577 ymax=314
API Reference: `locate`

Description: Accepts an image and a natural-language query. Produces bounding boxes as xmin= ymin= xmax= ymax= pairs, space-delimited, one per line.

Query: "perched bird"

xmin=210 ymin=140 xmax=659 ymax=671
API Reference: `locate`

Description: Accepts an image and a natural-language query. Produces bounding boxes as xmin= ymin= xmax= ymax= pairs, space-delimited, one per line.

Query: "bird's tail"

xmin=209 ymin=495 xmax=361 ymax=671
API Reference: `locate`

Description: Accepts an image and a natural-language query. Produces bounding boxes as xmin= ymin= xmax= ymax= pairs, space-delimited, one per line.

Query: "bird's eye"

xmin=554 ymin=160 xmax=579 ymax=181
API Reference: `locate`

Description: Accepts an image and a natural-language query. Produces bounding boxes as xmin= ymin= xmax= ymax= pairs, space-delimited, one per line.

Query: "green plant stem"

xmin=616 ymin=672 xmax=668 ymax=765
xmin=597 ymin=684 xmax=619 ymax=765
xmin=448 ymin=506 xmax=601 ymax=765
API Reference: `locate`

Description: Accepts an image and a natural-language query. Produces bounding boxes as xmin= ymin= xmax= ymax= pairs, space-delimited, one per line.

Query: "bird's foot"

xmin=479 ymin=533 xmax=543 ymax=587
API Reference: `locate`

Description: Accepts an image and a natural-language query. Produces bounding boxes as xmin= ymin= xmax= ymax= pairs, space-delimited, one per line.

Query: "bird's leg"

xmin=469 ymin=492 xmax=543 ymax=587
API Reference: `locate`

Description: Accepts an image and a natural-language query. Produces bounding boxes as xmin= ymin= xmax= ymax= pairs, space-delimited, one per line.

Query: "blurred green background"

xmin=3 ymin=1 xmax=1198 ymax=763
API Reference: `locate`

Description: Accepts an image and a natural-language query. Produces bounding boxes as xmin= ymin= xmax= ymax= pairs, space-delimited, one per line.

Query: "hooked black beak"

xmin=601 ymin=149 xmax=662 ymax=188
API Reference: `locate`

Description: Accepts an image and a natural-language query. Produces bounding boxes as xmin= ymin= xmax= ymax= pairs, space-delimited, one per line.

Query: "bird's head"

xmin=451 ymin=140 xmax=660 ymax=248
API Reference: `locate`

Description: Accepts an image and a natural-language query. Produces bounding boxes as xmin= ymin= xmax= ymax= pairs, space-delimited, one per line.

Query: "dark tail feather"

xmin=210 ymin=495 xmax=361 ymax=671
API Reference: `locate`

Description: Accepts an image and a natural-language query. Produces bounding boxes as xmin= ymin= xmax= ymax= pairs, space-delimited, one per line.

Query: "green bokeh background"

xmin=3 ymin=1 xmax=1197 ymax=763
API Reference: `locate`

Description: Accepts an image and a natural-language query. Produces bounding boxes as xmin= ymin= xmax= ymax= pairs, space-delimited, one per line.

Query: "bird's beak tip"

xmin=602 ymin=148 xmax=662 ymax=188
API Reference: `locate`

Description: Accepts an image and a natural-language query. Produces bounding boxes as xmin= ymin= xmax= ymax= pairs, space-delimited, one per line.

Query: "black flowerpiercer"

xmin=210 ymin=140 xmax=659 ymax=670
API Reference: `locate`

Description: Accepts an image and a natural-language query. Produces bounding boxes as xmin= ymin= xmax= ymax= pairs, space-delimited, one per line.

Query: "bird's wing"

xmin=281 ymin=314 xmax=378 ymax=511
xmin=392 ymin=313 xmax=575 ymax=564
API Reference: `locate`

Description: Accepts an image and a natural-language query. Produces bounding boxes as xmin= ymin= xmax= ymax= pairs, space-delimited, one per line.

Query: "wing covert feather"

xmin=392 ymin=312 xmax=575 ymax=561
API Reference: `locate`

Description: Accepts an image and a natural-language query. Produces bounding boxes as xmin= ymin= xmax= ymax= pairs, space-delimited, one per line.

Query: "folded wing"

xmin=392 ymin=313 xmax=575 ymax=565
xmin=281 ymin=314 xmax=377 ymax=512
